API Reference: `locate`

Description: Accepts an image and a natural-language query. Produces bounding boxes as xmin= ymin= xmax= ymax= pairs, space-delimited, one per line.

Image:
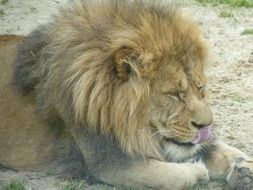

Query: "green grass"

xmin=219 ymin=10 xmax=234 ymax=17
xmin=62 ymin=181 xmax=86 ymax=190
xmin=241 ymin=29 xmax=253 ymax=35
xmin=114 ymin=188 xmax=143 ymax=190
xmin=188 ymin=176 xmax=226 ymax=190
xmin=196 ymin=0 xmax=253 ymax=7
xmin=188 ymin=181 xmax=209 ymax=190
xmin=0 ymin=9 xmax=4 ymax=16
xmin=62 ymin=182 xmax=145 ymax=190
xmin=231 ymin=95 xmax=246 ymax=102
xmin=188 ymin=184 xmax=207 ymax=190
xmin=1 ymin=180 xmax=26 ymax=190
xmin=0 ymin=0 xmax=9 ymax=5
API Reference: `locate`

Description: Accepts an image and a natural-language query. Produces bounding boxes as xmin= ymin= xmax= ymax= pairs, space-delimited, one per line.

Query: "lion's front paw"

xmin=195 ymin=161 xmax=210 ymax=184
xmin=186 ymin=160 xmax=209 ymax=185
xmin=227 ymin=159 xmax=253 ymax=190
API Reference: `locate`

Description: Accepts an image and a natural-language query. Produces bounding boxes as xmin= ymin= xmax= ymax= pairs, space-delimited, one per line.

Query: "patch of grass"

xmin=231 ymin=95 xmax=246 ymax=102
xmin=0 ymin=0 xmax=9 ymax=5
xmin=188 ymin=176 xmax=226 ymax=190
xmin=210 ymin=176 xmax=227 ymax=187
xmin=196 ymin=0 xmax=253 ymax=8
xmin=219 ymin=10 xmax=234 ymax=17
xmin=1 ymin=180 xmax=26 ymax=190
xmin=188 ymin=183 xmax=208 ymax=190
xmin=0 ymin=9 xmax=4 ymax=16
xmin=30 ymin=7 xmax=37 ymax=12
xmin=241 ymin=29 xmax=253 ymax=35
xmin=62 ymin=181 xmax=86 ymax=190
xmin=114 ymin=187 xmax=144 ymax=190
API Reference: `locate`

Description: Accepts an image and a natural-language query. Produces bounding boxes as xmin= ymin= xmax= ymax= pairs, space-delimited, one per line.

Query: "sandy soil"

xmin=0 ymin=0 xmax=253 ymax=189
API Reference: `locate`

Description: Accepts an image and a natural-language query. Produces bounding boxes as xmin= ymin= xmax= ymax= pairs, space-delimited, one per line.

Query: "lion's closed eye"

xmin=196 ymin=81 xmax=205 ymax=97
xmin=162 ymin=90 xmax=185 ymax=101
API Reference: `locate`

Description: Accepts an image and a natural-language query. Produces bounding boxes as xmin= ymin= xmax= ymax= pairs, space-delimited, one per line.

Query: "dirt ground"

xmin=0 ymin=0 xmax=253 ymax=189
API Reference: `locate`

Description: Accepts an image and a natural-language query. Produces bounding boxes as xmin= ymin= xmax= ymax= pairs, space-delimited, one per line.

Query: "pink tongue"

xmin=191 ymin=125 xmax=212 ymax=144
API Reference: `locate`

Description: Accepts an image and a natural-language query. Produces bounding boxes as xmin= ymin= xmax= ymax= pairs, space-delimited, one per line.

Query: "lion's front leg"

xmin=71 ymin=128 xmax=208 ymax=189
xmin=204 ymin=141 xmax=253 ymax=189
xmin=97 ymin=159 xmax=209 ymax=190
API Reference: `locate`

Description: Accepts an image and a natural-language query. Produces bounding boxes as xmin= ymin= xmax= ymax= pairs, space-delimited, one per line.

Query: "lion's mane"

xmin=15 ymin=0 xmax=206 ymax=159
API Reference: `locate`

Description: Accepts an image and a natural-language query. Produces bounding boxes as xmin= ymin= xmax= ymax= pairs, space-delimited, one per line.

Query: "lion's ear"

xmin=114 ymin=48 xmax=139 ymax=81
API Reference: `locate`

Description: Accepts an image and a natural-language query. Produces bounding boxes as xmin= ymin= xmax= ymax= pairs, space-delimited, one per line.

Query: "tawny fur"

xmin=0 ymin=35 xmax=85 ymax=175
xmin=1 ymin=1 xmax=253 ymax=189
xmin=15 ymin=0 xmax=208 ymax=159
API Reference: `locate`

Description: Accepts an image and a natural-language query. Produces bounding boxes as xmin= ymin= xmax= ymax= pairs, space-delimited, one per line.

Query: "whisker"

xmin=151 ymin=130 xmax=160 ymax=137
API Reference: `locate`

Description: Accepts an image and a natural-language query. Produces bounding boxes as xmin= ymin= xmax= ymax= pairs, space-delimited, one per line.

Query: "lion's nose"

xmin=191 ymin=121 xmax=212 ymax=129
xmin=191 ymin=99 xmax=213 ymax=129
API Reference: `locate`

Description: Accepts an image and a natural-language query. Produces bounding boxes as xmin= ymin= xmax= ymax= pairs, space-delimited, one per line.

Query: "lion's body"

xmin=0 ymin=36 xmax=84 ymax=175
xmin=0 ymin=1 xmax=253 ymax=189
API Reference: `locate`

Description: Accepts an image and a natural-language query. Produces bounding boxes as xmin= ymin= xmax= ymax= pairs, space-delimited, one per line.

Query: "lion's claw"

xmin=227 ymin=159 xmax=253 ymax=190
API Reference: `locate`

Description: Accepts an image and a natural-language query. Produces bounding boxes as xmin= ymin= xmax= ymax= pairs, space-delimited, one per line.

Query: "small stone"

xmin=239 ymin=167 xmax=250 ymax=175
xmin=242 ymin=176 xmax=252 ymax=184
xmin=248 ymin=57 xmax=253 ymax=63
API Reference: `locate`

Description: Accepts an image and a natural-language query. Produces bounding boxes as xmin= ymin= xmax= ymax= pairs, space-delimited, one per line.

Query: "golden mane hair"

xmin=15 ymin=0 xmax=207 ymax=159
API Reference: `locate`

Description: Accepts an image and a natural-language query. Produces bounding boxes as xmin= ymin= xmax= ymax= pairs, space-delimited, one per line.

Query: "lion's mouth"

xmin=163 ymin=125 xmax=212 ymax=146
xmin=191 ymin=125 xmax=212 ymax=144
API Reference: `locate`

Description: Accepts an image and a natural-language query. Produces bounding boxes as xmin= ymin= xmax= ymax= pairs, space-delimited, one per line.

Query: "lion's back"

xmin=0 ymin=35 xmax=84 ymax=175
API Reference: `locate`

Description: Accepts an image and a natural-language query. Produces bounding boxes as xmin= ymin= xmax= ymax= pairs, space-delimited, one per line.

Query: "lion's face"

xmin=147 ymin=53 xmax=213 ymax=161
xmin=110 ymin=9 xmax=213 ymax=160
xmin=149 ymin=59 xmax=213 ymax=145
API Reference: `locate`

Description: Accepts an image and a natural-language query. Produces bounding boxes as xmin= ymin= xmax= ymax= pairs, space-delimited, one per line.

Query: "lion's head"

xmin=16 ymin=0 xmax=213 ymax=161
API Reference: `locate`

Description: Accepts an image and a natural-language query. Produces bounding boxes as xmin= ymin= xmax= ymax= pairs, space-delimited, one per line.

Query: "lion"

xmin=0 ymin=1 xmax=253 ymax=189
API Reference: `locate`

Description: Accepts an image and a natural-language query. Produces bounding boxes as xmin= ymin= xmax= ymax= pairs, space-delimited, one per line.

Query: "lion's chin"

xmin=162 ymin=138 xmax=202 ymax=163
xmin=165 ymin=138 xmax=195 ymax=147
